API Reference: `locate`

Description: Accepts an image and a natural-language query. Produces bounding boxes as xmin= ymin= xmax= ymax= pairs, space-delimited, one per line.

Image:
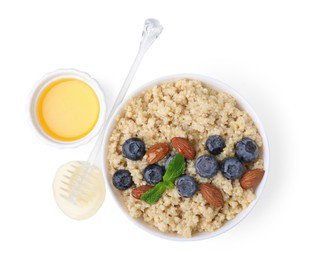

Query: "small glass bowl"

xmin=28 ymin=68 xmax=106 ymax=148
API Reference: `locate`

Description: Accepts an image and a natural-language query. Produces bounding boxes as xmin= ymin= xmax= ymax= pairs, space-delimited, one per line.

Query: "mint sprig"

xmin=141 ymin=153 xmax=185 ymax=204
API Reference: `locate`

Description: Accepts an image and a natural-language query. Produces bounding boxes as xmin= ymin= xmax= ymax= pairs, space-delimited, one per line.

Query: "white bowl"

xmin=102 ymin=74 xmax=269 ymax=241
xmin=28 ymin=68 xmax=106 ymax=148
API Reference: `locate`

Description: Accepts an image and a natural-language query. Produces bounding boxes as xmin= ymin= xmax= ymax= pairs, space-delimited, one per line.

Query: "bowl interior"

xmin=102 ymin=73 xmax=269 ymax=241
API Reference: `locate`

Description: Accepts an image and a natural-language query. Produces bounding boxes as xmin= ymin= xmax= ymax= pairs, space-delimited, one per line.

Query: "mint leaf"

xmin=163 ymin=181 xmax=175 ymax=189
xmin=141 ymin=182 xmax=167 ymax=204
xmin=141 ymin=153 xmax=186 ymax=205
xmin=163 ymin=153 xmax=185 ymax=183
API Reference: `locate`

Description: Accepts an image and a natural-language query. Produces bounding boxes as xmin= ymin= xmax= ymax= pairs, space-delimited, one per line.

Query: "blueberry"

xmin=164 ymin=155 xmax=174 ymax=170
xmin=205 ymin=135 xmax=226 ymax=155
xmin=143 ymin=164 xmax=165 ymax=185
xmin=122 ymin=138 xmax=146 ymax=160
xmin=176 ymin=175 xmax=198 ymax=198
xmin=220 ymin=157 xmax=244 ymax=179
xmin=195 ymin=154 xmax=219 ymax=178
xmin=235 ymin=138 xmax=259 ymax=163
xmin=112 ymin=170 xmax=133 ymax=190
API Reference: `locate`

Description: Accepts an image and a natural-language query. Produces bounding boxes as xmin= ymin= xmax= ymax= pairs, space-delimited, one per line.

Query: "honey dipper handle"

xmin=88 ymin=19 xmax=163 ymax=164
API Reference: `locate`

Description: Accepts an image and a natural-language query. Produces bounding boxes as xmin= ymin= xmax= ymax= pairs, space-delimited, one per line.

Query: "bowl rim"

xmin=101 ymin=73 xmax=270 ymax=241
xmin=28 ymin=68 xmax=106 ymax=148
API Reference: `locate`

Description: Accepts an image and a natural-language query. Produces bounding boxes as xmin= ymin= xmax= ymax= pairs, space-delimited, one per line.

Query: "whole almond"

xmin=200 ymin=183 xmax=224 ymax=208
xmin=171 ymin=137 xmax=196 ymax=160
xmin=240 ymin=168 xmax=265 ymax=189
xmin=131 ymin=185 xmax=153 ymax=199
xmin=146 ymin=143 xmax=170 ymax=164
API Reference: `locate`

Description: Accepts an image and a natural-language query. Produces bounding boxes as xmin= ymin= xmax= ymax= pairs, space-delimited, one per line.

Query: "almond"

xmin=240 ymin=168 xmax=264 ymax=189
xmin=171 ymin=137 xmax=196 ymax=160
xmin=199 ymin=183 xmax=224 ymax=208
xmin=131 ymin=185 xmax=153 ymax=199
xmin=146 ymin=143 xmax=170 ymax=164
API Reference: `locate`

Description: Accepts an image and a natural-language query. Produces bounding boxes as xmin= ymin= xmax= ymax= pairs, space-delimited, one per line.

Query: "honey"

xmin=36 ymin=78 xmax=100 ymax=142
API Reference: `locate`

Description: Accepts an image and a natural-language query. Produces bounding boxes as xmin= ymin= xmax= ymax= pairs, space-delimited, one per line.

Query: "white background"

xmin=0 ymin=0 xmax=318 ymax=259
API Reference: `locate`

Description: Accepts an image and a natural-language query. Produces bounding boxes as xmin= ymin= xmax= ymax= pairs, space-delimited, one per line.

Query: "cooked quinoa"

xmin=106 ymin=78 xmax=264 ymax=238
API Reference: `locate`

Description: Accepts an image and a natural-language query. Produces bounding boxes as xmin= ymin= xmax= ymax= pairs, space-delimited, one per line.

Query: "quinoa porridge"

xmin=106 ymin=78 xmax=264 ymax=238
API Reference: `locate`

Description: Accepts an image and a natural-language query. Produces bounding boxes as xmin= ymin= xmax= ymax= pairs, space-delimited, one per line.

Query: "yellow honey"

xmin=36 ymin=78 xmax=100 ymax=142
